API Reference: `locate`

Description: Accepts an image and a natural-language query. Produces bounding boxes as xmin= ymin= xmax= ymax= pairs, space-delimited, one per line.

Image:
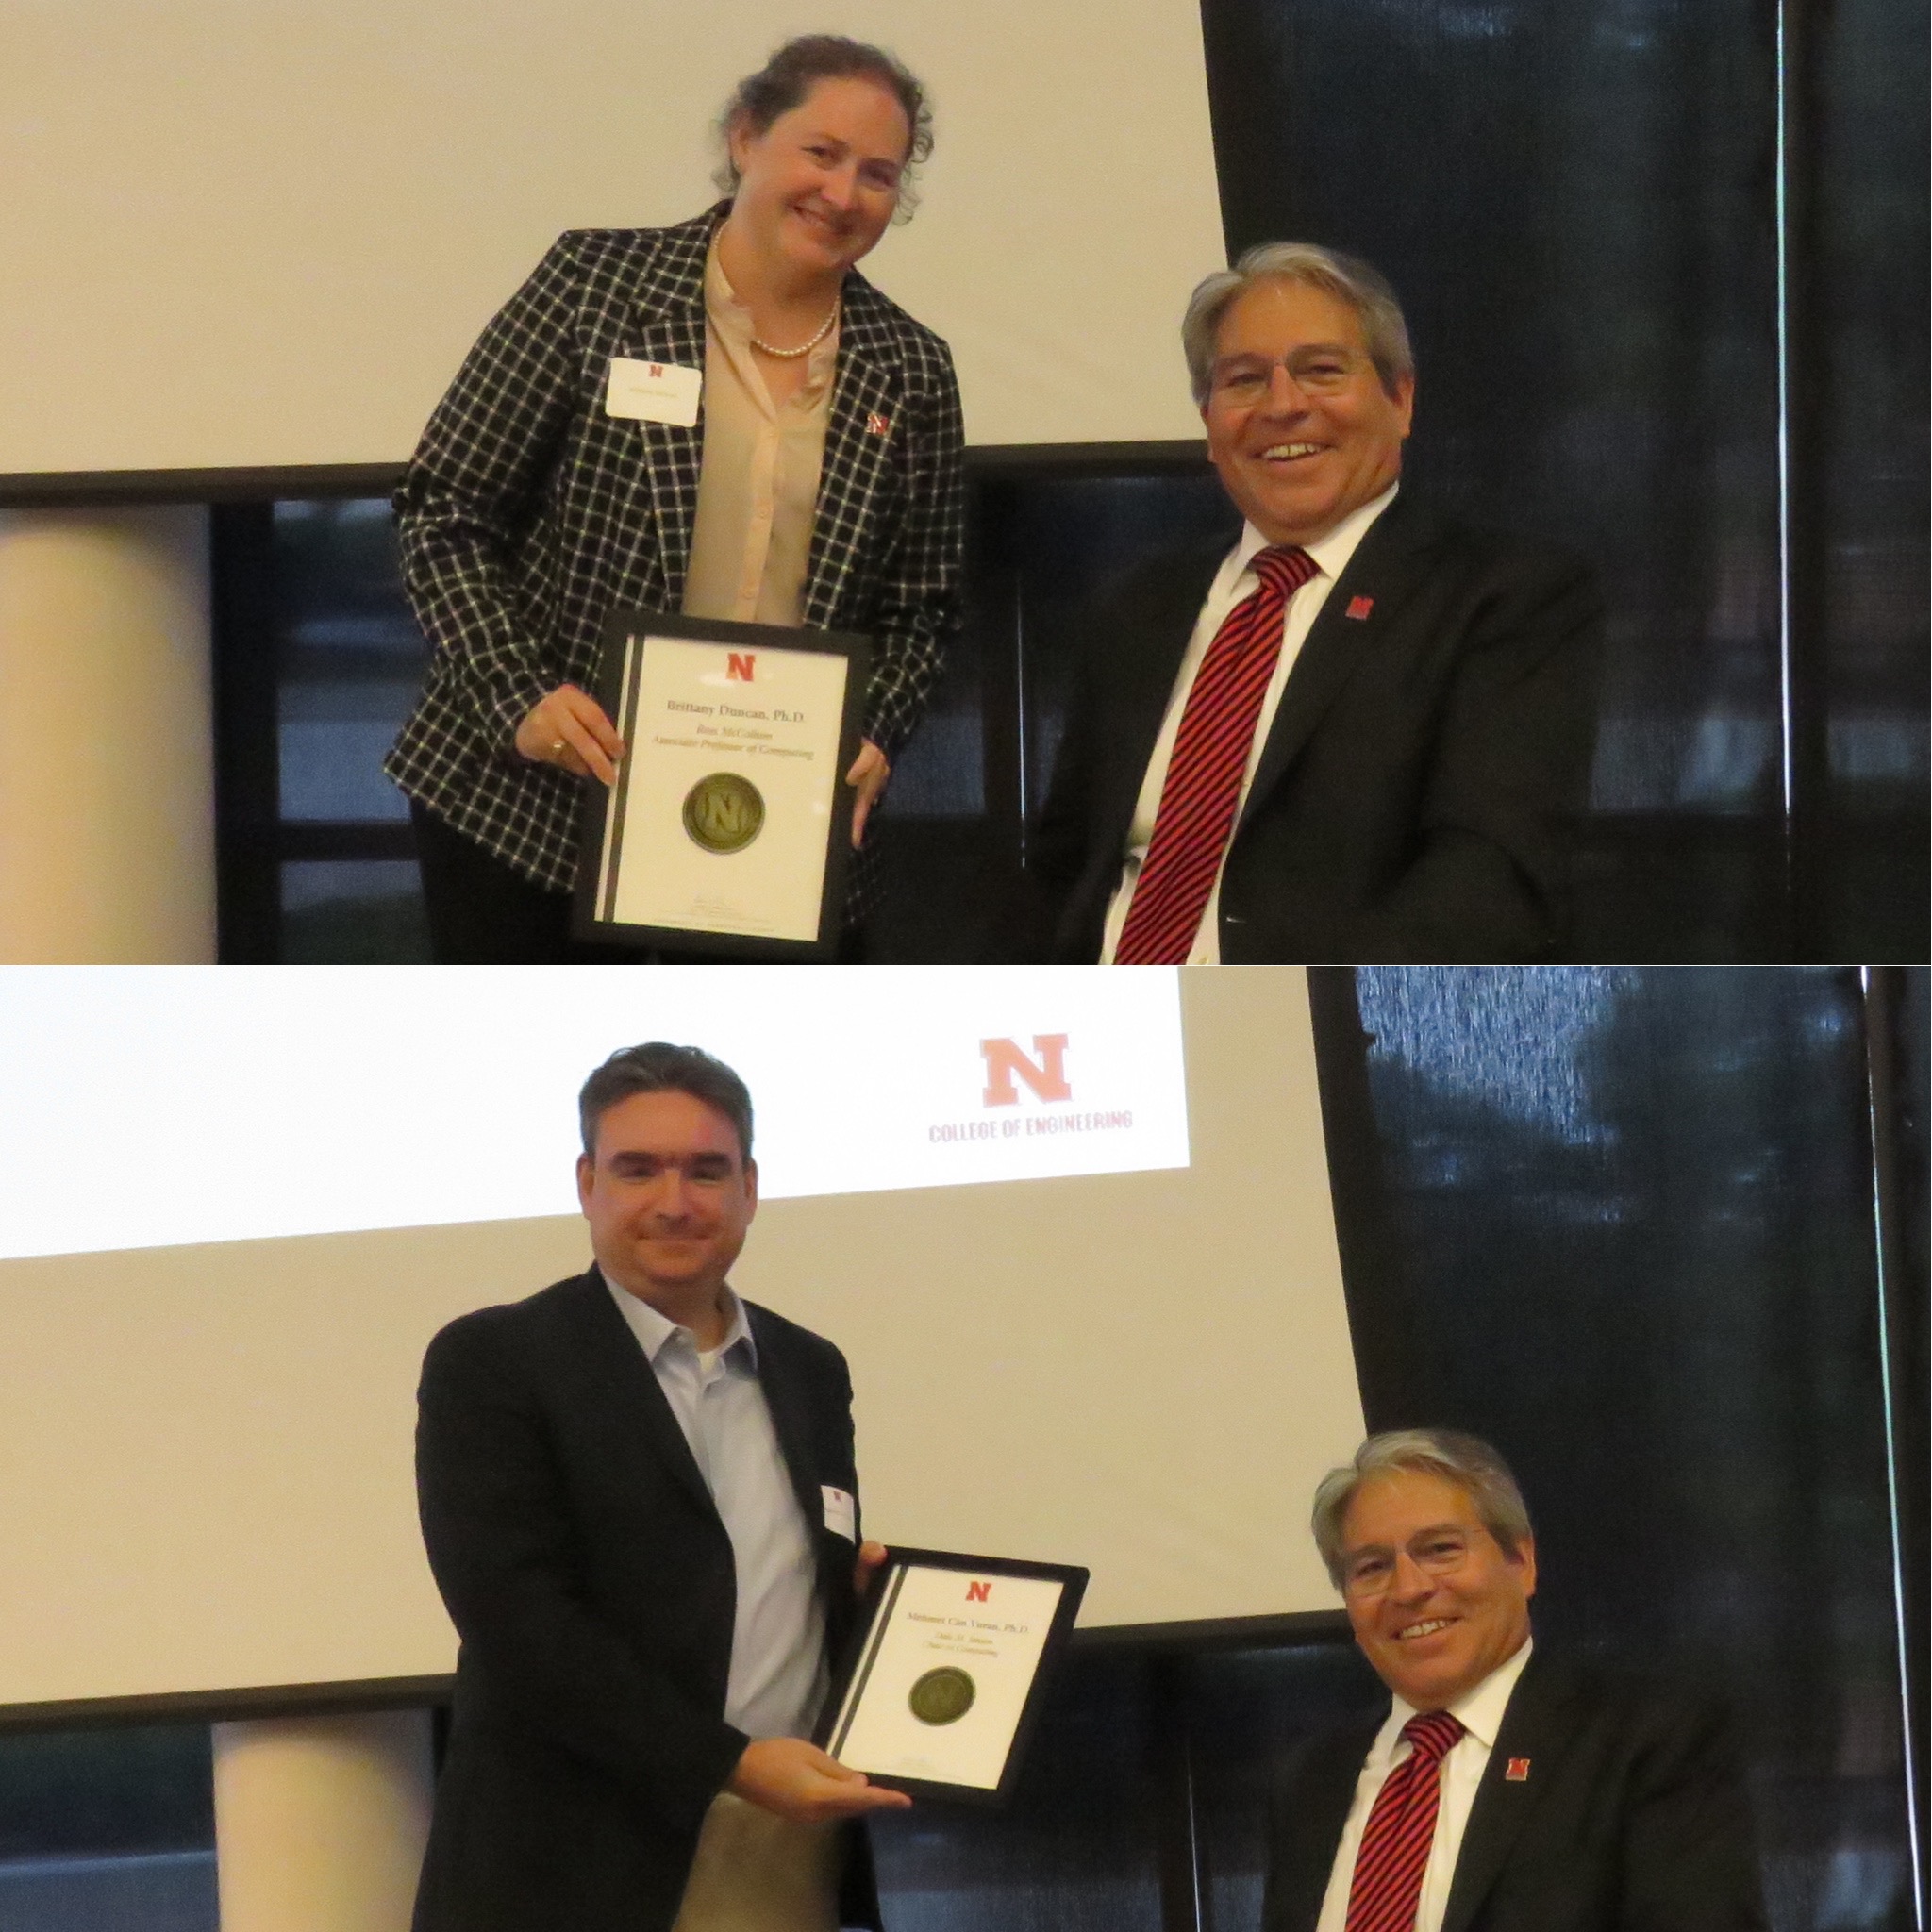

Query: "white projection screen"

xmin=0 ymin=0 xmax=1224 ymax=475
xmin=0 ymin=967 xmax=1364 ymax=1717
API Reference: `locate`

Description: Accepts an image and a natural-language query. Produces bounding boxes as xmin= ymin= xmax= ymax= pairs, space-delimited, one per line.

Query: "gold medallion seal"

xmin=908 ymin=1665 xmax=976 ymax=1726
xmin=680 ymin=772 xmax=765 ymax=854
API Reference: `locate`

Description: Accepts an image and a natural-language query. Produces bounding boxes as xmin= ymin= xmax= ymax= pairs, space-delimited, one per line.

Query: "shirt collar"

xmin=1231 ymin=477 xmax=1400 ymax=585
xmin=1387 ymin=1634 xmax=1534 ymax=1756
xmin=704 ymin=233 xmax=748 ymax=332
xmin=600 ymin=1265 xmax=757 ymax=1368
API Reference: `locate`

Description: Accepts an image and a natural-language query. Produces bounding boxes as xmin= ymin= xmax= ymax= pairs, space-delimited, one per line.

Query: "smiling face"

xmin=725 ymin=75 xmax=911 ymax=286
xmin=1338 ymin=1469 xmax=1536 ymax=1712
xmin=1201 ymin=277 xmax=1414 ymax=547
xmin=576 ymin=1089 xmax=758 ymax=1323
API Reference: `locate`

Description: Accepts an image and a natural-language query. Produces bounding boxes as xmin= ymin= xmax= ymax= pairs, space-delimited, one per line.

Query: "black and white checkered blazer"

xmin=384 ymin=206 xmax=967 ymax=897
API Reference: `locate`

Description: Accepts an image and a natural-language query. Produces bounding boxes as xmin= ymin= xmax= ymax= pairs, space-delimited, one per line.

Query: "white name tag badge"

xmin=821 ymin=1485 xmax=857 ymax=1542
xmin=605 ymin=356 xmax=702 ymax=428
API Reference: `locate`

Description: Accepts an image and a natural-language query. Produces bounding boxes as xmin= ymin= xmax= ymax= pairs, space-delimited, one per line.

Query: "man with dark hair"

xmin=1031 ymin=243 xmax=1603 ymax=964
xmin=576 ymin=1041 xmax=758 ymax=1167
xmin=412 ymin=1042 xmax=906 ymax=1932
xmin=1265 ymin=1429 xmax=1767 ymax=1932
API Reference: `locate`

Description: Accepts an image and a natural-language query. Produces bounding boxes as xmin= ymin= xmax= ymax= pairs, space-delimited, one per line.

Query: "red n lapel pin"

xmin=1505 ymin=1757 xmax=1531 ymax=1782
xmin=1345 ymin=595 xmax=1374 ymax=620
xmin=866 ymin=412 xmax=892 ymax=437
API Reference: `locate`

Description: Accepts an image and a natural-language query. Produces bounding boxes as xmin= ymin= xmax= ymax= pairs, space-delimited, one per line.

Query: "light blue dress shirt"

xmin=603 ymin=1270 xmax=829 ymax=1741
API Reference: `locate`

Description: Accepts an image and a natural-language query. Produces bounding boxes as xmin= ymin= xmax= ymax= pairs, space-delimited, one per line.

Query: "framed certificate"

xmin=816 ymin=1549 xmax=1089 ymax=1807
xmin=573 ymin=610 xmax=871 ymax=958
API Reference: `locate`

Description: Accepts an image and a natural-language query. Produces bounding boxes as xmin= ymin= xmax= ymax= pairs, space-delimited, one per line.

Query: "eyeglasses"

xmin=1340 ymin=1529 xmax=1474 ymax=1597
xmin=1209 ymin=347 xmax=1371 ymax=403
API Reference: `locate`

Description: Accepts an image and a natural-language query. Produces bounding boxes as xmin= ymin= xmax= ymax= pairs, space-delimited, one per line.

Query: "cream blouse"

xmin=681 ymin=239 xmax=839 ymax=627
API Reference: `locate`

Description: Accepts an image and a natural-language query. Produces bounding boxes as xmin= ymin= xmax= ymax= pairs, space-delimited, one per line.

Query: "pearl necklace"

xmin=749 ymin=303 xmax=840 ymax=359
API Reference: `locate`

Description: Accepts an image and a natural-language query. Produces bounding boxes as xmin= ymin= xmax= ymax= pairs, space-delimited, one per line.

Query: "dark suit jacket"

xmin=1030 ymin=492 xmax=1604 ymax=962
xmin=410 ymin=1269 xmax=878 ymax=1932
xmin=1262 ymin=1652 xmax=1768 ymax=1932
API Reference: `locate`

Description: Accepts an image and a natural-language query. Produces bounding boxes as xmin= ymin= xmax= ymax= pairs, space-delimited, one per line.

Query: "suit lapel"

xmin=625 ymin=211 xmax=716 ymax=610
xmin=1441 ymin=1652 xmax=1577 ymax=1932
xmin=1274 ymin=1708 xmax=1388 ymax=1932
xmin=1241 ymin=493 xmax=1445 ymax=822
xmin=744 ymin=1303 xmax=830 ymax=1540
xmin=804 ymin=274 xmax=901 ymax=630
xmin=561 ymin=1270 xmax=715 ymax=1518
xmin=1099 ymin=540 xmax=1232 ymax=842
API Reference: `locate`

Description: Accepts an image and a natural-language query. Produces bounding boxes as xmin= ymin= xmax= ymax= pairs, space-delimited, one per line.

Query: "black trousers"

xmin=408 ymin=799 xmax=599 ymax=961
xmin=408 ymin=801 xmax=865 ymax=963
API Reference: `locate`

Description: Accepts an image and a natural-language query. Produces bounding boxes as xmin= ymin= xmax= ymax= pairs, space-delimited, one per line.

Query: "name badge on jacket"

xmin=605 ymin=357 xmax=701 ymax=428
xmin=821 ymin=1485 xmax=857 ymax=1542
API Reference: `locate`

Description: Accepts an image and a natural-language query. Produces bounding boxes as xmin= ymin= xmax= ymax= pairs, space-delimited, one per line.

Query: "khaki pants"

xmin=670 ymin=1791 xmax=841 ymax=1932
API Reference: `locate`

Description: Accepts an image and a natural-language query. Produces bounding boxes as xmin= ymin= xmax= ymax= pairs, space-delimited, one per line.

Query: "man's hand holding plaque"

xmin=816 ymin=1549 xmax=1088 ymax=1806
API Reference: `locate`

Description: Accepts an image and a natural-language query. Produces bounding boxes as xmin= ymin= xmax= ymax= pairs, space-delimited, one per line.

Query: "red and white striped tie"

xmin=1113 ymin=544 xmax=1317 ymax=964
xmin=1343 ymin=1710 xmax=1466 ymax=1932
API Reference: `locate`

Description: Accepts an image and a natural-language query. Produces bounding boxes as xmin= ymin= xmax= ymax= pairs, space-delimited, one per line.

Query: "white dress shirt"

xmin=1100 ymin=481 xmax=1400 ymax=964
xmin=603 ymin=1271 xmax=828 ymax=1741
xmin=1314 ymin=1638 xmax=1534 ymax=1932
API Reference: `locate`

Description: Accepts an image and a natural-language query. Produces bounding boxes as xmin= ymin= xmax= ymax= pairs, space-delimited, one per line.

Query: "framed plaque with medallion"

xmin=573 ymin=610 xmax=870 ymax=958
xmin=815 ymin=1548 xmax=1089 ymax=1806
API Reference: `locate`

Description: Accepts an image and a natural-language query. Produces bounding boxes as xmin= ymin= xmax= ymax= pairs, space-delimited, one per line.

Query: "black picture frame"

xmin=815 ymin=1545 xmax=1089 ymax=1807
xmin=572 ymin=608 xmax=871 ymax=959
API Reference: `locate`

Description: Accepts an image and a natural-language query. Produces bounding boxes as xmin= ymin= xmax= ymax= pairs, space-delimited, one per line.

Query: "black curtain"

xmin=1198 ymin=0 xmax=1928 ymax=961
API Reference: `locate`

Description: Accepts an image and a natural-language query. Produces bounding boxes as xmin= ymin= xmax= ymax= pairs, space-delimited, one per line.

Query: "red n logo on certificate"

xmin=966 ymin=1580 xmax=992 ymax=1602
xmin=726 ymin=653 xmax=756 ymax=681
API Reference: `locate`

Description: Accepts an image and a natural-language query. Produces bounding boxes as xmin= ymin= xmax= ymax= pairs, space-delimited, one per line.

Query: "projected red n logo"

xmin=726 ymin=653 xmax=756 ymax=681
xmin=966 ymin=1580 xmax=991 ymax=1602
xmin=980 ymin=1035 xmax=1071 ymax=1107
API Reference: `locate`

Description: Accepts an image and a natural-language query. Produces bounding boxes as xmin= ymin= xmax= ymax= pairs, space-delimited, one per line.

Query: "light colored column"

xmin=0 ymin=506 xmax=216 ymax=960
xmin=212 ymin=1710 xmax=436 ymax=1932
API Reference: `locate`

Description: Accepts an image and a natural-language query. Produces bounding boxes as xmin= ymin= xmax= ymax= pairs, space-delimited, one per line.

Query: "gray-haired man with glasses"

xmin=1261 ymin=1429 xmax=1767 ymax=1932
xmin=1029 ymin=242 xmax=1604 ymax=966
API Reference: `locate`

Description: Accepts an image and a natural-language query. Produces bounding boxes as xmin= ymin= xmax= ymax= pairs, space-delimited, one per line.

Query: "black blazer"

xmin=1031 ymin=492 xmax=1604 ymax=963
xmin=410 ymin=1270 xmax=877 ymax=1932
xmin=1262 ymin=1653 xmax=1768 ymax=1932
